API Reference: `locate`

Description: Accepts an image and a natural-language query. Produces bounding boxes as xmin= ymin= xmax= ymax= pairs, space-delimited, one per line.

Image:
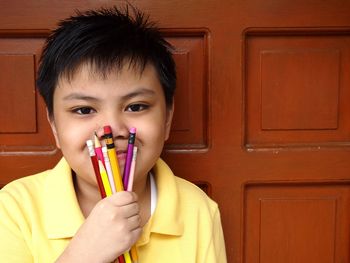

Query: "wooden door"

xmin=1 ymin=1 xmax=350 ymax=262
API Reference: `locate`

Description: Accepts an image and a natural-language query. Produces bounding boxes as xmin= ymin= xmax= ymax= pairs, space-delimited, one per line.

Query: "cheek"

xmin=137 ymin=121 xmax=167 ymax=169
xmin=137 ymin=118 xmax=167 ymax=146
xmin=57 ymin=127 xmax=87 ymax=150
xmin=56 ymin=123 xmax=98 ymax=183
xmin=55 ymin=117 xmax=98 ymax=149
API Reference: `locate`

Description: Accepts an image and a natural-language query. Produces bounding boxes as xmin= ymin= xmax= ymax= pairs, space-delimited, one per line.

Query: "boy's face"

xmin=48 ymin=63 xmax=173 ymax=190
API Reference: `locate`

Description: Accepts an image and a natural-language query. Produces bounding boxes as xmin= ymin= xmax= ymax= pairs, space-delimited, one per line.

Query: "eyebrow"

xmin=62 ymin=93 xmax=101 ymax=102
xmin=62 ymin=88 xmax=156 ymax=102
xmin=120 ymin=88 xmax=156 ymax=100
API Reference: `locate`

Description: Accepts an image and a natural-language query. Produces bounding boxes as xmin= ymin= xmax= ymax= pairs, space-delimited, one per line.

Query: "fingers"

xmin=128 ymin=225 xmax=142 ymax=246
xmin=95 ymin=191 xmax=140 ymax=226
xmin=68 ymin=191 xmax=142 ymax=262
xmin=108 ymin=191 xmax=138 ymax=206
xmin=121 ymin=202 xmax=139 ymax=218
xmin=127 ymin=213 xmax=141 ymax=231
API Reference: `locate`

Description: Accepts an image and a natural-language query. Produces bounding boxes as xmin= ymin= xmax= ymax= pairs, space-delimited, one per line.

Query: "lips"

xmin=116 ymin=150 xmax=127 ymax=161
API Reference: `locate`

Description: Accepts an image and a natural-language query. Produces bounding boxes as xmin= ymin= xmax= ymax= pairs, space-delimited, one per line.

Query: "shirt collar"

xmin=44 ymin=158 xmax=85 ymax=239
xmin=43 ymin=158 xmax=184 ymax=241
xmin=137 ymin=159 xmax=184 ymax=246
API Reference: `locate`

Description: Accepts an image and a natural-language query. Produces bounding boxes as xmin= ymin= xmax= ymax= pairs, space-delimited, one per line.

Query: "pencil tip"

xmin=94 ymin=134 xmax=101 ymax=147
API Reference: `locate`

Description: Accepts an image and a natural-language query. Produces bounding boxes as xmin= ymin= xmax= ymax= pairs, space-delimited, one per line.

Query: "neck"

xmin=131 ymin=172 xmax=151 ymax=226
xmin=73 ymin=172 xmax=101 ymax=218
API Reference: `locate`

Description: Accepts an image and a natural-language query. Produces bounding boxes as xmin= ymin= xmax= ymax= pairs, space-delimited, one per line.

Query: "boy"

xmin=0 ymin=6 xmax=227 ymax=263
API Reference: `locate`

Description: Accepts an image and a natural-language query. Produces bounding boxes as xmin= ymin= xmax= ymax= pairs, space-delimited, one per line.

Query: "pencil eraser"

xmin=103 ymin=125 xmax=112 ymax=134
xmin=86 ymin=140 xmax=93 ymax=147
xmin=130 ymin=127 xmax=136 ymax=133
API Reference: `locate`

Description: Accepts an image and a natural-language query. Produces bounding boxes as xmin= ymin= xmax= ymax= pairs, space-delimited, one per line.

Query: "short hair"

xmin=36 ymin=5 xmax=176 ymax=116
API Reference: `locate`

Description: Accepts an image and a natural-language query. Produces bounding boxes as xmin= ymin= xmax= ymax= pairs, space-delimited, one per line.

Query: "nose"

xmin=103 ymin=114 xmax=129 ymax=140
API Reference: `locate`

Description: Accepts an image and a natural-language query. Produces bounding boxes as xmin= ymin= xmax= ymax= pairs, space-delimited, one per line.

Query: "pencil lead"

xmin=94 ymin=133 xmax=102 ymax=148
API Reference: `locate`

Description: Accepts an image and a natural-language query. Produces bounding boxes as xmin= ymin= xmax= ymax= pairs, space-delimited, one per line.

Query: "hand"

xmin=56 ymin=191 xmax=142 ymax=263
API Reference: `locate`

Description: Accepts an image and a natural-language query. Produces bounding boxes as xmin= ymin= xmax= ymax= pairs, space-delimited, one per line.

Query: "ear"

xmin=46 ymin=109 xmax=61 ymax=149
xmin=164 ymin=103 xmax=174 ymax=141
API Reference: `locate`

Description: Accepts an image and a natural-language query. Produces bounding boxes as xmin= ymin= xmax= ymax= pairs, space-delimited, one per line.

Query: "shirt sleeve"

xmin=204 ymin=205 xmax=227 ymax=263
xmin=0 ymin=191 xmax=33 ymax=263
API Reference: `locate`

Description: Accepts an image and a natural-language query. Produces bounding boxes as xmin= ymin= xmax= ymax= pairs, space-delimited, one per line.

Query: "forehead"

xmin=54 ymin=61 xmax=165 ymax=101
xmin=59 ymin=60 xmax=159 ymax=85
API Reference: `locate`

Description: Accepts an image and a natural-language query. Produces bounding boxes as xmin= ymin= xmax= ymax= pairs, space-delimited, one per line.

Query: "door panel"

xmin=1 ymin=1 xmax=350 ymax=262
xmin=246 ymin=29 xmax=350 ymax=147
xmin=0 ymin=30 xmax=60 ymax=186
xmin=244 ymin=182 xmax=350 ymax=263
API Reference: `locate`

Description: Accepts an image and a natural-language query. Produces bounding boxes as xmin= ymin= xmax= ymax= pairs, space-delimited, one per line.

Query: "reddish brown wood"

xmin=0 ymin=54 xmax=37 ymax=133
xmin=244 ymin=182 xmax=350 ymax=263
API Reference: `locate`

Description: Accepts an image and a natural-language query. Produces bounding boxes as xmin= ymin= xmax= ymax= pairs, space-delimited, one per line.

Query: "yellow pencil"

xmin=104 ymin=126 xmax=124 ymax=192
xmin=98 ymin=160 xmax=112 ymax=196
xmin=99 ymin=158 xmax=133 ymax=263
xmin=124 ymin=251 xmax=132 ymax=263
xmin=103 ymin=126 xmax=133 ymax=263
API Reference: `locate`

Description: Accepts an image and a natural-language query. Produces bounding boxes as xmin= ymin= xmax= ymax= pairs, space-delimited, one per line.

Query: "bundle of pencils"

xmin=86 ymin=125 xmax=139 ymax=263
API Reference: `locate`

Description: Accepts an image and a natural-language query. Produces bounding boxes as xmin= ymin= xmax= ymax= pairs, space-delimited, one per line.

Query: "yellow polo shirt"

xmin=0 ymin=158 xmax=227 ymax=262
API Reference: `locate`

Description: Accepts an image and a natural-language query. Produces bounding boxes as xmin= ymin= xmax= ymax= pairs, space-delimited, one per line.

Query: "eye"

xmin=126 ymin=103 xmax=149 ymax=112
xmin=73 ymin=107 xmax=96 ymax=115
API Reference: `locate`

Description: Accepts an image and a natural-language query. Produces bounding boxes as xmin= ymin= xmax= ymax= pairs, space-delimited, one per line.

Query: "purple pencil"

xmin=123 ymin=127 xmax=136 ymax=187
xmin=127 ymin=146 xmax=138 ymax=192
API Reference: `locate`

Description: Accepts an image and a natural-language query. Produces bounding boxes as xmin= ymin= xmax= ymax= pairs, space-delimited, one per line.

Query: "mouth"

xmin=116 ymin=150 xmax=127 ymax=161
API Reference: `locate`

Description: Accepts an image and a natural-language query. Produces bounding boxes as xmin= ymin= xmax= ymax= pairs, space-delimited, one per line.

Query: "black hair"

xmin=36 ymin=5 xmax=176 ymax=116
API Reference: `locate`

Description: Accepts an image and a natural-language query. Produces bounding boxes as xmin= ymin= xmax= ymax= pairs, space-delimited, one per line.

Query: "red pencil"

xmin=86 ymin=140 xmax=106 ymax=198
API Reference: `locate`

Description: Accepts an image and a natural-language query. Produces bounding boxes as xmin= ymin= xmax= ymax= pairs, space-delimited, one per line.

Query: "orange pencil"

xmin=130 ymin=246 xmax=138 ymax=263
